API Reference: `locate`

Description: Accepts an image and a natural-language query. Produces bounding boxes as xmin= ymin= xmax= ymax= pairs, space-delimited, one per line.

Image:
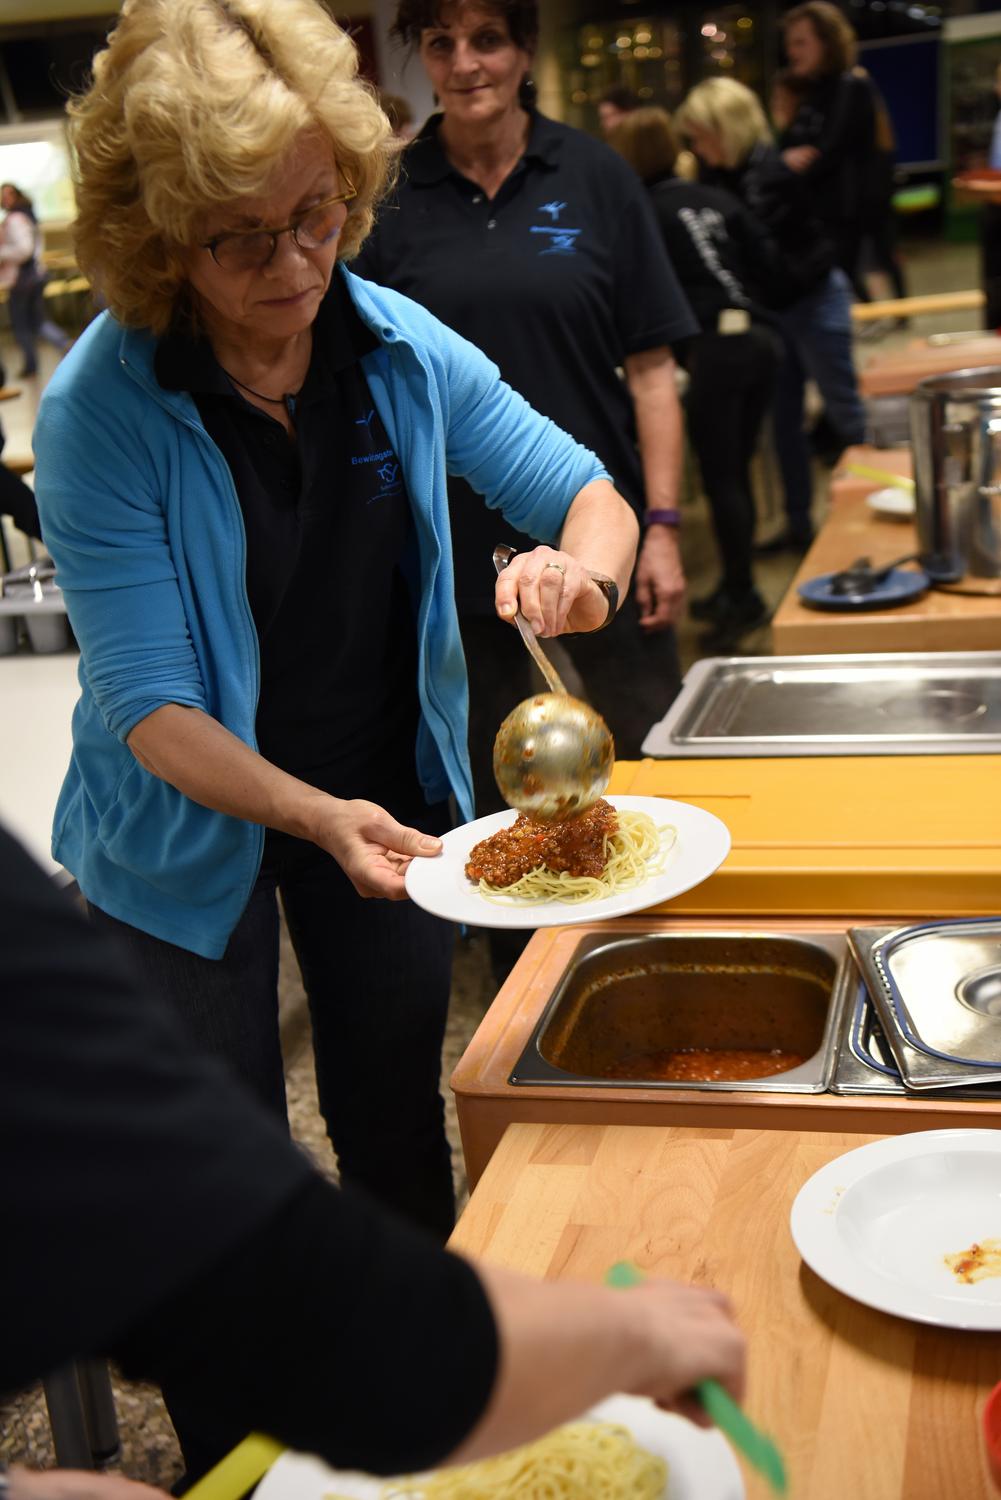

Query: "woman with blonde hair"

xmin=34 ymin=0 xmax=640 ymax=1410
xmin=608 ymin=106 xmax=780 ymax=643
xmin=676 ymin=75 xmax=864 ymax=550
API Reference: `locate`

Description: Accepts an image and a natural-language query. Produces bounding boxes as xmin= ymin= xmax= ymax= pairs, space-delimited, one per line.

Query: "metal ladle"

xmin=491 ymin=543 xmax=614 ymax=823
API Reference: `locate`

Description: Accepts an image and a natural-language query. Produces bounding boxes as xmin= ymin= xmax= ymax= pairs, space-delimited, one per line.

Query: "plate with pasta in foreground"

xmin=253 ymin=1394 xmax=745 ymax=1500
xmin=404 ymin=795 xmax=731 ymax=929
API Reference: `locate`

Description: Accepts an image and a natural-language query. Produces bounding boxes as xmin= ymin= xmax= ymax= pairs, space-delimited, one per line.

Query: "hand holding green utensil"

xmin=605 ymin=1261 xmax=787 ymax=1495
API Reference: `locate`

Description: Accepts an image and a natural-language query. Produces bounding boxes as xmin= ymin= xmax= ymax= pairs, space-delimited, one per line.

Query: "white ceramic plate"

xmin=253 ymin=1394 xmax=745 ymax=1500
xmin=791 ymin=1129 xmax=1001 ymax=1329
xmin=404 ymin=795 xmax=731 ymax=929
xmin=865 ymin=486 xmax=916 ymax=520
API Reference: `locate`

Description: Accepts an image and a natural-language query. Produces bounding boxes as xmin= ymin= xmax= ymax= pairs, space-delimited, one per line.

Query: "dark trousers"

xmin=9 ymin=268 xmax=69 ymax=373
xmin=461 ymin=599 xmax=681 ymax=983
xmin=773 ymin=269 xmax=866 ymax=531
xmin=685 ymin=326 xmax=780 ymax=596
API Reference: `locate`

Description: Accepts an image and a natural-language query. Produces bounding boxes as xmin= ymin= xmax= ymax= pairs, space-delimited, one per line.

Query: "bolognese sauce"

xmin=466 ymin=799 xmax=618 ymax=888
xmin=605 ymin=1048 xmax=806 ymax=1083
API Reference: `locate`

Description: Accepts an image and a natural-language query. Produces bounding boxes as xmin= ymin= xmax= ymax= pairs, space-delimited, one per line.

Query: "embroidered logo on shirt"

xmin=355 ymin=409 xmax=376 ymax=428
xmin=352 ymin=445 xmax=403 ymax=502
xmin=529 ymin=225 xmax=581 ymax=256
xmin=538 ymin=200 xmax=568 ymax=221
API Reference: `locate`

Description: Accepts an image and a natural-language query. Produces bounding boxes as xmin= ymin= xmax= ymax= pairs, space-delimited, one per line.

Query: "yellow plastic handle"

xmin=183 ymin=1433 xmax=285 ymax=1500
xmin=844 ymin=463 xmax=916 ymax=493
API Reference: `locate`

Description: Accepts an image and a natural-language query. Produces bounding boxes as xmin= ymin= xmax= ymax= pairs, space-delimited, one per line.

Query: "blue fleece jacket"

xmin=33 ymin=268 xmax=608 ymax=958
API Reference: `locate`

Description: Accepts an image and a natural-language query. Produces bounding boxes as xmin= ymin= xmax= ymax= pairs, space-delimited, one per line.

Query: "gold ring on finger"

xmin=544 ymin=561 xmax=567 ymax=575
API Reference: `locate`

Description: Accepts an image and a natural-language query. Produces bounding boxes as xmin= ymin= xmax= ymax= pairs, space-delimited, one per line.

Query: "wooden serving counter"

xmin=451 ymin=756 xmax=1001 ymax=1185
xmin=450 ymin=1120 xmax=1001 ymax=1500
xmin=771 ymin=491 xmax=1001 ymax=654
xmin=450 ymin=917 xmax=1001 ymax=1190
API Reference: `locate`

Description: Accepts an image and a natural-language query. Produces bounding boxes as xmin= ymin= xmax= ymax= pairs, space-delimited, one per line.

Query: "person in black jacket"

xmin=676 ymin=76 xmax=865 ymax=552
xmin=0 ymin=821 xmax=746 ymax=1487
xmin=778 ymin=2 xmax=876 ymax=287
xmin=609 ymin=106 xmax=781 ymax=644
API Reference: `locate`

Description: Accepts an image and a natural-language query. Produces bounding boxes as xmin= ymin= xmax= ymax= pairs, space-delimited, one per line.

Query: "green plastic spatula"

xmin=605 ymin=1260 xmax=787 ymax=1495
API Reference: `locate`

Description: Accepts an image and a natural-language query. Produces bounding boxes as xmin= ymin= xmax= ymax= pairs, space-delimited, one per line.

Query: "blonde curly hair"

xmin=68 ymin=0 xmax=394 ymax=333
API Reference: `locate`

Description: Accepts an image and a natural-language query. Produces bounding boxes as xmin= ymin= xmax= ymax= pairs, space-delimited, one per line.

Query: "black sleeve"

xmin=114 ymin=1175 xmax=499 ymax=1477
xmin=0 ymin=824 xmax=313 ymax=1390
xmin=0 ymin=822 xmax=499 ymax=1474
xmin=804 ymin=74 xmax=875 ymax=184
xmin=610 ymin=176 xmax=697 ymax=355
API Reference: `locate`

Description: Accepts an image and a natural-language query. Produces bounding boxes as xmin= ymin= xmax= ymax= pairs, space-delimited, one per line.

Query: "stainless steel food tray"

xmin=510 ymin=929 xmax=852 ymax=1094
xmin=830 ymin=973 xmax=907 ymax=1095
xmin=849 ymin=920 xmax=1001 ymax=1090
xmin=641 ymin=651 xmax=1001 ymax=758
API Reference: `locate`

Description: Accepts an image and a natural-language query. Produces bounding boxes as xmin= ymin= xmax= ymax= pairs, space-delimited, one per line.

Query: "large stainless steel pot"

xmin=910 ymin=366 xmax=1001 ymax=580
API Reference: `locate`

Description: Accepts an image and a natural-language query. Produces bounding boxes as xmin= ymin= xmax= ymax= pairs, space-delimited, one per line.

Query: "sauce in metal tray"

xmin=604 ymin=1047 xmax=806 ymax=1082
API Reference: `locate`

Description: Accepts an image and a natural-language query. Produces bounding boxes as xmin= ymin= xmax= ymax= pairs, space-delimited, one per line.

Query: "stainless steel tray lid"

xmin=849 ymin=919 xmax=1001 ymax=1089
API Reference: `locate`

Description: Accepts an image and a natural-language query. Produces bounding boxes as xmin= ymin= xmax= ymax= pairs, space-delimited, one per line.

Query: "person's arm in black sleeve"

xmin=0 ymin=821 xmax=498 ymax=1473
xmin=112 ymin=1176 xmax=498 ymax=1477
xmin=0 ymin=824 xmax=746 ymax=1476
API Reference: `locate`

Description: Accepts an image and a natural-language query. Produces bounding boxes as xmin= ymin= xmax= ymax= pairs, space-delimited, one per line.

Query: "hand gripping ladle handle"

xmin=492 ymin=543 xmax=567 ymax=696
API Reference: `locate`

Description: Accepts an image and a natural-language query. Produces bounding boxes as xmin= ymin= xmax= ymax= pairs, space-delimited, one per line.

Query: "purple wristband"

xmin=644 ymin=508 xmax=681 ymax=528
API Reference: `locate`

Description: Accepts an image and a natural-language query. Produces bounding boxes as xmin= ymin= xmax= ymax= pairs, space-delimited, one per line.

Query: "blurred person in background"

xmin=0 ymin=184 xmax=71 ymax=377
xmin=2 ymin=820 xmax=746 ymax=1485
xmin=677 ymin=76 xmax=865 ymax=552
xmin=597 ymin=83 xmax=640 ymax=136
xmin=777 ymin=1 xmax=876 ymax=288
xmin=609 ymin=106 xmax=781 ymax=648
xmin=852 ymin=81 xmax=908 ymax=326
xmin=980 ymin=62 xmax=1001 ymax=330
xmin=34 ymin=10 xmax=640 ymax=1461
xmin=354 ymin=0 xmax=696 ymax=989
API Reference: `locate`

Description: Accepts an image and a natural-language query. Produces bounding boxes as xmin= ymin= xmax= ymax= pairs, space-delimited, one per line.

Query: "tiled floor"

xmin=0 ymin=236 xmax=984 ymax=1484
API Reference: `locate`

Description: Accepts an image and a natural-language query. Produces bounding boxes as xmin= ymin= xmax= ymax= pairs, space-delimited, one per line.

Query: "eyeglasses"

xmin=201 ymin=175 xmax=357 ymax=272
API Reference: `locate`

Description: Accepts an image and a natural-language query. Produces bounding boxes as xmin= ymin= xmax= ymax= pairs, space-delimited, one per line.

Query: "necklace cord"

xmin=218 ymin=363 xmax=298 ymax=405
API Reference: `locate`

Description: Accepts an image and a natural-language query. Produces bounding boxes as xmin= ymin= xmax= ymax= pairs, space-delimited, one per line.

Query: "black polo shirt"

xmin=155 ymin=274 xmax=421 ymax=829
xmin=353 ymin=111 xmax=696 ymax=611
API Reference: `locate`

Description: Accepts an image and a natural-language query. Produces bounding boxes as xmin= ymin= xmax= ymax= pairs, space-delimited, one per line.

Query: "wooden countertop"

xmin=829 ymin=445 xmax=913 ymax=505
xmin=860 ymin=337 xmax=1001 ymax=397
xmin=450 ymin=1120 xmax=1001 ymax=1499
xmin=771 ymin=492 xmax=1001 ymax=653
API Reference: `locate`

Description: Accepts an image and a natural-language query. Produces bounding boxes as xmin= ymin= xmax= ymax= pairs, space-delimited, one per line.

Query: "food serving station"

xmin=451 ymin=651 xmax=1001 ymax=1190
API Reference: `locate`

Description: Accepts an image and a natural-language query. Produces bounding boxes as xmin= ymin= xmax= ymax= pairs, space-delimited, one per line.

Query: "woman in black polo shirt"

xmin=353 ymin=0 xmax=697 ymax=864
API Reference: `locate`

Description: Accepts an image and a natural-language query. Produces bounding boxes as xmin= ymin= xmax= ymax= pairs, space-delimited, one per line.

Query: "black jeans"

xmin=685 ymin=325 xmax=780 ymax=595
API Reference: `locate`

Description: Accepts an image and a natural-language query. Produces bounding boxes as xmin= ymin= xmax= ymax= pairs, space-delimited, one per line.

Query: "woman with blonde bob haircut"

xmin=609 ymin=105 xmax=780 ymax=643
xmin=35 ymin=1 xmax=643 ymax=1468
xmin=676 ymin=74 xmax=864 ymax=551
xmin=673 ymin=77 xmax=770 ymax=172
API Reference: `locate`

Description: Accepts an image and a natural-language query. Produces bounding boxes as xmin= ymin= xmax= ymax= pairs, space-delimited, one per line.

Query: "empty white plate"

xmin=791 ymin=1129 xmax=1001 ymax=1329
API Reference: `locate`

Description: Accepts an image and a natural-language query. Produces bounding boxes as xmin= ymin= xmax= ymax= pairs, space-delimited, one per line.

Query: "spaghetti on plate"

xmin=465 ymin=799 xmax=676 ymax=905
xmin=375 ymin=1420 xmax=667 ymax=1499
